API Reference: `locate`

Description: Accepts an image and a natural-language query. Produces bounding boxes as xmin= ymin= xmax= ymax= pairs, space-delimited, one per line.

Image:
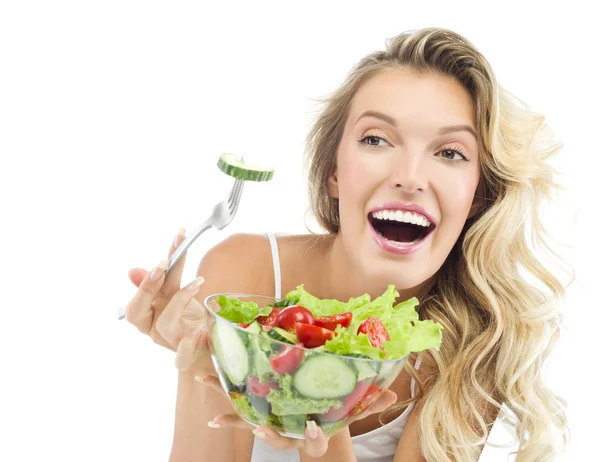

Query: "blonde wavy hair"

xmin=305 ymin=27 xmax=569 ymax=461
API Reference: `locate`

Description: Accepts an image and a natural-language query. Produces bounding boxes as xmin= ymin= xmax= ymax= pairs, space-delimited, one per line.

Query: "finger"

xmin=175 ymin=326 xmax=213 ymax=374
xmin=194 ymin=374 xmax=227 ymax=397
xmin=124 ymin=259 xmax=169 ymax=333
xmin=128 ymin=268 xmax=148 ymax=288
xmin=155 ymin=277 xmax=206 ymax=346
xmin=361 ymin=390 xmax=398 ymax=418
xmin=209 ymin=413 xmax=254 ymax=430
xmin=252 ymin=426 xmax=301 ymax=451
xmin=163 ymin=227 xmax=187 ymax=293
xmin=303 ymin=421 xmax=329 ymax=458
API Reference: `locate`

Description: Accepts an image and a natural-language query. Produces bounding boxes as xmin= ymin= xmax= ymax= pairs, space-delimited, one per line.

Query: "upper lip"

xmin=368 ymin=201 xmax=437 ymax=227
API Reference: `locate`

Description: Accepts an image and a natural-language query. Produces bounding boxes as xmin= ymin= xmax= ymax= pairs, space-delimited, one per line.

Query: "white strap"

xmin=410 ymin=354 xmax=422 ymax=398
xmin=265 ymin=232 xmax=281 ymax=300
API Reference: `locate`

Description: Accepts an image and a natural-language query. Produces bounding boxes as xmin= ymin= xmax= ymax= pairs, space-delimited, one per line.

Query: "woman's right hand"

xmin=124 ymin=228 xmax=212 ymax=373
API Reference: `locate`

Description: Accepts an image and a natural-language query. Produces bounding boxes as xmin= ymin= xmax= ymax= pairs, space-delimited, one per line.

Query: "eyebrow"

xmin=355 ymin=110 xmax=477 ymax=140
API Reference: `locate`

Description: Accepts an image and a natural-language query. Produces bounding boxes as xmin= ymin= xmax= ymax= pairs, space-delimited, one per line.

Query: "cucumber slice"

xmin=269 ymin=299 xmax=297 ymax=308
xmin=293 ymin=356 xmax=357 ymax=399
xmin=217 ymin=153 xmax=274 ymax=182
xmin=352 ymin=360 xmax=378 ymax=381
xmin=212 ymin=320 xmax=250 ymax=386
xmin=267 ymin=327 xmax=298 ymax=344
xmin=245 ymin=321 xmax=262 ymax=335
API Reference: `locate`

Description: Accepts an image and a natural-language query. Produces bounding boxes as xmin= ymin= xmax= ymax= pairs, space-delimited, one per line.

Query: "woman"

xmin=125 ymin=27 xmax=568 ymax=461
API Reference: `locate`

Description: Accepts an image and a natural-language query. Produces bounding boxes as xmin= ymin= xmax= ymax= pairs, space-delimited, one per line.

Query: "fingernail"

xmin=185 ymin=276 xmax=205 ymax=291
xmin=306 ymin=420 xmax=318 ymax=440
xmin=150 ymin=259 xmax=169 ymax=281
xmin=252 ymin=429 xmax=267 ymax=439
xmin=207 ymin=420 xmax=224 ymax=428
xmin=173 ymin=227 xmax=186 ymax=248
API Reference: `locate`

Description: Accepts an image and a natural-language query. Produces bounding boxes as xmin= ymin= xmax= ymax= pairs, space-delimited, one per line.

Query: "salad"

xmin=208 ymin=285 xmax=443 ymax=436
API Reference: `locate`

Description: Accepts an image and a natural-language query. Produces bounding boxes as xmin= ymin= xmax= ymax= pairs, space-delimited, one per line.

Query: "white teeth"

xmin=371 ymin=210 xmax=432 ymax=227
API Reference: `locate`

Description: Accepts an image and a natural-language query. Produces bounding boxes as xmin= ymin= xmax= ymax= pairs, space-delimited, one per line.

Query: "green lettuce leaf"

xmin=286 ymin=285 xmax=371 ymax=317
xmin=266 ymin=390 xmax=342 ymax=416
xmin=216 ymin=296 xmax=272 ymax=324
xmin=230 ymin=393 xmax=266 ymax=422
xmin=266 ymin=414 xmax=308 ymax=434
xmin=320 ymin=284 xmax=443 ymax=360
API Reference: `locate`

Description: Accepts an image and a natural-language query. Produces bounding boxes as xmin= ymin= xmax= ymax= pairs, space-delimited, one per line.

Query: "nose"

xmin=388 ymin=152 xmax=428 ymax=193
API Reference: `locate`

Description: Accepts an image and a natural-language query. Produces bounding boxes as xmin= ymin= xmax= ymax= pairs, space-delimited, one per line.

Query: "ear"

xmin=328 ymin=171 xmax=339 ymax=199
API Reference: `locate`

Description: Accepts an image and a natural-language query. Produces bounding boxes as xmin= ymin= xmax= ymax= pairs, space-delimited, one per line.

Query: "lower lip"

xmin=368 ymin=221 xmax=433 ymax=255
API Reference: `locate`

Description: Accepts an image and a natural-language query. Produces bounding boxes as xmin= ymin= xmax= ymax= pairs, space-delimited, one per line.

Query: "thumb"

xmin=128 ymin=268 xmax=149 ymax=288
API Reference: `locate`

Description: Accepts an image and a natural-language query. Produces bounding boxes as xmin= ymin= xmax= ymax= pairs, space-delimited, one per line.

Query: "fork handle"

xmin=167 ymin=219 xmax=213 ymax=273
xmin=117 ymin=219 xmax=212 ymax=320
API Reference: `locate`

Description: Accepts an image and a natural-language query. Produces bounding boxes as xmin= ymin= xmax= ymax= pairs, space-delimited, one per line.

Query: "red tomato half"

xmin=246 ymin=376 xmax=279 ymax=398
xmin=345 ymin=382 xmax=384 ymax=416
xmin=295 ymin=323 xmax=336 ymax=348
xmin=357 ymin=317 xmax=390 ymax=350
xmin=322 ymin=381 xmax=384 ymax=421
xmin=256 ymin=307 xmax=281 ymax=331
xmin=275 ymin=306 xmax=315 ymax=331
xmin=314 ymin=312 xmax=353 ymax=330
xmin=269 ymin=343 xmax=305 ymax=375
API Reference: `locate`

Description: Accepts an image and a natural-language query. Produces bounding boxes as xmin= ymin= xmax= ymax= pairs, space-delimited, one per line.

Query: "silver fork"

xmin=117 ymin=178 xmax=245 ymax=320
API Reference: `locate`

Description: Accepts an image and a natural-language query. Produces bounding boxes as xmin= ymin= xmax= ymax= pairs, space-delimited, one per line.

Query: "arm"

xmin=169 ymin=234 xmax=270 ymax=462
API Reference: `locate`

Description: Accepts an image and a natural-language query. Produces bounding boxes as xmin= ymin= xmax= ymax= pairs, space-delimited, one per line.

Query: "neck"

xmin=314 ymin=233 xmax=434 ymax=303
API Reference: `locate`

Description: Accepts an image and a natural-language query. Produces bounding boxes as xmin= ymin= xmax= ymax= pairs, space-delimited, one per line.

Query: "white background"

xmin=1 ymin=1 xmax=597 ymax=461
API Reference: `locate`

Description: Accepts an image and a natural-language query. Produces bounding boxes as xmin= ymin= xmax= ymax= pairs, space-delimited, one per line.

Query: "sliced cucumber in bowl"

xmin=211 ymin=319 xmax=250 ymax=386
xmin=293 ymin=356 xmax=357 ymax=400
xmin=267 ymin=327 xmax=298 ymax=344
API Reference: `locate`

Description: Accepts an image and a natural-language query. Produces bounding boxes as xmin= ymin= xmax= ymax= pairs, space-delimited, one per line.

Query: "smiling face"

xmin=329 ymin=67 xmax=481 ymax=291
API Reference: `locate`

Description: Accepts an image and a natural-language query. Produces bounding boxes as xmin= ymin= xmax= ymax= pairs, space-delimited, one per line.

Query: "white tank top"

xmin=250 ymin=233 xmax=421 ymax=462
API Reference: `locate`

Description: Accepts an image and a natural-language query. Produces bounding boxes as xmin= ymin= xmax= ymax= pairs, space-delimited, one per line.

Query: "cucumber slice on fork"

xmin=218 ymin=153 xmax=274 ymax=182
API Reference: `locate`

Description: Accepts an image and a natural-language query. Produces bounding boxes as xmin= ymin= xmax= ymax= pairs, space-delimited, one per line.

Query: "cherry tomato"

xmin=238 ymin=323 xmax=251 ymax=328
xmin=275 ymin=306 xmax=315 ymax=331
xmin=314 ymin=312 xmax=353 ymax=330
xmin=321 ymin=381 xmax=383 ymax=421
xmin=295 ymin=322 xmax=336 ymax=348
xmin=256 ymin=307 xmax=281 ymax=331
xmin=246 ymin=375 xmax=279 ymax=398
xmin=269 ymin=343 xmax=305 ymax=375
xmin=357 ymin=317 xmax=390 ymax=350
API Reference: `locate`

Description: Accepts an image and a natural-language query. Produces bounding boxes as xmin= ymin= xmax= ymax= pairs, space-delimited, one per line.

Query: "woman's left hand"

xmin=195 ymin=375 xmax=397 ymax=458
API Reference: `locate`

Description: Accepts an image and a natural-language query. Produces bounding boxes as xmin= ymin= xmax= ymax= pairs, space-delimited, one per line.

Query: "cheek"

xmin=336 ymin=147 xmax=384 ymax=199
xmin=437 ymin=169 xmax=479 ymax=228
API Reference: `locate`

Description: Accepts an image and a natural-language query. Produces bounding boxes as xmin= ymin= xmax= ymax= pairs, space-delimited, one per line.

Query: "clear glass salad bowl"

xmin=203 ymin=293 xmax=408 ymax=439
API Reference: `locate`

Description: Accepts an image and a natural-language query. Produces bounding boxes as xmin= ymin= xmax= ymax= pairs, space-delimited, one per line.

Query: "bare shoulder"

xmin=196 ymin=233 xmax=273 ymax=293
xmin=195 ymin=232 xmax=331 ymax=298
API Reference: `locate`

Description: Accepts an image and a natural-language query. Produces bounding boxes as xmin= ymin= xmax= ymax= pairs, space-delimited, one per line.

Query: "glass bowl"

xmin=203 ymin=293 xmax=408 ymax=439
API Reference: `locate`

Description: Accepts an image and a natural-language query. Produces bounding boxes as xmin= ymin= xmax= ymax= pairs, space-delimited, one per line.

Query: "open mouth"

xmin=368 ymin=212 xmax=435 ymax=245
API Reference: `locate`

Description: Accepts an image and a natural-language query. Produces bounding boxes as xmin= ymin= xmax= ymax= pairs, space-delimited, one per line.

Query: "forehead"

xmin=349 ymin=68 xmax=475 ymax=129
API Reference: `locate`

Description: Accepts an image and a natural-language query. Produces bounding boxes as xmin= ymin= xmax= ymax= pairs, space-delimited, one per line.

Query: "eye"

xmin=358 ymin=135 xmax=390 ymax=148
xmin=436 ymin=146 xmax=469 ymax=162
